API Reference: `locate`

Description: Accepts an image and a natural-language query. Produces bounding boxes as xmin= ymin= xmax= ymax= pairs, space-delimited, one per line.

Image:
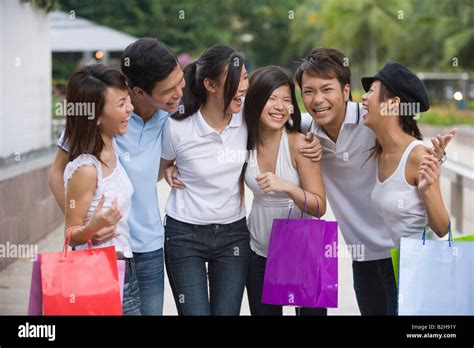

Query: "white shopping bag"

xmin=398 ymin=236 xmax=474 ymax=315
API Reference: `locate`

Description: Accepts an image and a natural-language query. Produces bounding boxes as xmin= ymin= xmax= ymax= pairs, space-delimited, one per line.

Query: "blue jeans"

xmin=122 ymin=258 xmax=141 ymax=315
xmin=164 ymin=215 xmax=251 ymax=315
xmin=352 ymin=258 xmax=397 ymax=315
xmin=247 ymin=250 xmax=327 ymax=316
xmin=133 ymin=248 xmax=165 ymax=315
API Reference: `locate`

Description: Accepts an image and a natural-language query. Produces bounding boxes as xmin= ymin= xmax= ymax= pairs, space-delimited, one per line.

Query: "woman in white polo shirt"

xmin=160 ymin=45 xmax=250 ymax=315
xmin=242 ymin=66 xmax=327 ymax=316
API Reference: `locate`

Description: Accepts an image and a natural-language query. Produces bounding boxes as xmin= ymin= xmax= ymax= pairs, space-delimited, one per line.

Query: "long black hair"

xmin=239 ymin=66 xmax=302 ymax=200
xmin=244 ymin=66 xmax=302 ymax=151
xmin=172 ymin=45 xmax=244 ymax=120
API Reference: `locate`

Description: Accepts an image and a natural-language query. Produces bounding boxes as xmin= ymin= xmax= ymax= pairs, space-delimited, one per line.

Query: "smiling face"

xmin=98 ymin=87 xmax=134 ymax=136
xmin=258 ymin=85 xmax=293 ymax=132
xmin=229 ymin=64 xmax=249 ymax=113
xmin=361 ymin=80 xmax=399 ymax=130
xmin=214 ymin=64 xmax=249 ymax=114
xmin=139 ymin=64 xmax=185 ymax=113
xmin=301 ymin=72 xmax=350 ymax=129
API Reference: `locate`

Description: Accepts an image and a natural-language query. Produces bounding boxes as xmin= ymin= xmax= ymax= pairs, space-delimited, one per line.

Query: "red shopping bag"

xmin=28 ymin=257 xmax=126 ymax=315
xmin=40 ymin=233 xmax=122 ymax=315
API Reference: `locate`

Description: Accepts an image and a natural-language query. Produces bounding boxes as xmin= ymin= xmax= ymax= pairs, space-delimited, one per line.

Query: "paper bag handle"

xmin=422 ymin=221 xmax=452 ymax=246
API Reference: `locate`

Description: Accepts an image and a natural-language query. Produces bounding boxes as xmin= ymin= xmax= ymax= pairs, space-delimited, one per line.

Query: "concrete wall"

xmin=0 ymin=153 xmax=63 ymax=271
xmin=0 ymin=0 xmax=52 ymax=158
xmin=0 ymin=1 xmax=61 ymax=271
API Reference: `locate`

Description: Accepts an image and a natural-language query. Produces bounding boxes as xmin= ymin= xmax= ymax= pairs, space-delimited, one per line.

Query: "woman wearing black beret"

xmin=361 ymin=62 xmax=450 ymax=248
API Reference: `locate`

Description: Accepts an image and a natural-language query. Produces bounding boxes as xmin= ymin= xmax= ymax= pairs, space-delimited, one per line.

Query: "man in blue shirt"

xmin=49 ymin=38 xmax=185 ymax=315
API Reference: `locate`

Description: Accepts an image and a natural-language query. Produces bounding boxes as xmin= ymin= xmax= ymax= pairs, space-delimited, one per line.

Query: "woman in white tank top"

xmin=360 ymin=62 xmax=450 ymax=247
xmin=242 ymin=66 xmax=326 ymax=316
xmin=61 ymin=64 xmax=140 ymax=315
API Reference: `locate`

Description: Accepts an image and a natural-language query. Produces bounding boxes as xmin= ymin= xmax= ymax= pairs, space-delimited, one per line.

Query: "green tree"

xmin=291 ymin=0 xmax=413 ymax=74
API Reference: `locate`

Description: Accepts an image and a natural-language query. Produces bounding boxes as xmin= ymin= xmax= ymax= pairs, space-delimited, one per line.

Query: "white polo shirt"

xmin=302 ymin=101 xmax=395 ymax=261
xmin=161 ymin=108 xmax=247 ymax=225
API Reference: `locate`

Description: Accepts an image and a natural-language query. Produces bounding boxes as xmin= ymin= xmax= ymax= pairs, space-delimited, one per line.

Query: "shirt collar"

xmin=131 ymin=109 xmax=169 ymax=127
xmin=313 ymin=101 xmax=361 ymax=138
xmin=343 ymin=101 xmax=361 ymax=125
xmin=194 ymin=108 xmax=243 ymax=137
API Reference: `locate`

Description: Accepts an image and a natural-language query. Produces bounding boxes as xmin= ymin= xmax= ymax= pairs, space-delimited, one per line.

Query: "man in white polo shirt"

xmin=296 ymin=47 xmax=455 ymax=315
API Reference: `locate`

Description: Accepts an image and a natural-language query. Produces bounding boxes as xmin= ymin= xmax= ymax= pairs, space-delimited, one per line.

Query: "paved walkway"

xmin=0 ymin=181 xmax=360 ymax=315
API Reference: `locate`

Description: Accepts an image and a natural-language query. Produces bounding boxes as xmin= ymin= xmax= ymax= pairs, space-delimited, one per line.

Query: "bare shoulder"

xmin=408 ymin=143 xmax=430 ymax=167
xmin=287 ymin=131 xmax=307 ymax=154
xmin=287 ymin=131 xmax=320 ymax=172
xmin=67 ymin=165 xmax=98 ymax=194
xmin=405 ymin=143 xmax=429 ymax=185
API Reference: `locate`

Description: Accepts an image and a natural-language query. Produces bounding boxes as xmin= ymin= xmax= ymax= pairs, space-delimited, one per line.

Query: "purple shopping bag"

xmin=28 ymin=255 xmax=43 ymax=315
xmin=262 ymin=196 xmax=338 ymax=308
xmin=28 ymin=254 xmax=126 ymax=315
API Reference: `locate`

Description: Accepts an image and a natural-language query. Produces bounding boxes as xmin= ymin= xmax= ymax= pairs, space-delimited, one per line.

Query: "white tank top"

xmin=371 ymin=140 xmax=427 ymax=247
xmin=245 ymin=130 xmax=303 ymax=257
xmin=64 ymin=142 xmax=134 ymax=258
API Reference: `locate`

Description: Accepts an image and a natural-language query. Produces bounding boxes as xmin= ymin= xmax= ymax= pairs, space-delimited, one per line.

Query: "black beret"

xmin=361 ymin=62 xmax=430 ymax=112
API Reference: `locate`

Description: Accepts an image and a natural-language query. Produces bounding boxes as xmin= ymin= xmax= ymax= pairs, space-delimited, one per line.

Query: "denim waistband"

xmin=116 ymin=252 xmax=134 ymax=264
xmin=165 ymin=215 xmax=247 ymax=232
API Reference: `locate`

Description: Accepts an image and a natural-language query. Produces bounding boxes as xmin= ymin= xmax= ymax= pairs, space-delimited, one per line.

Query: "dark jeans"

xmin=352 ymin=258 xmax=397 ymax=315
xmin=246 ymin=250 xmax=327 ymax=316
xmin=133 ymin=248 xmax=164 ymax=315
xmin=164 ymin=215 xmax=251 ymax=315
xmin=122 ymin=258 xmax=141 ymax=315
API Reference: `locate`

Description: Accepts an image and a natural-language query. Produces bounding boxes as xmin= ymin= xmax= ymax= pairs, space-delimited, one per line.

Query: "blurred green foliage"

xmin=57 ymin=0 xmax=473 ymax=72
xmin=56 ymin=0 xmax=474 ymax=124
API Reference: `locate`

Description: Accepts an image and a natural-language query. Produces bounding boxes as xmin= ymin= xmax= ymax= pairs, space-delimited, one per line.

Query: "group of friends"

xmin=48 ymin=38 xmax=455 ymax=316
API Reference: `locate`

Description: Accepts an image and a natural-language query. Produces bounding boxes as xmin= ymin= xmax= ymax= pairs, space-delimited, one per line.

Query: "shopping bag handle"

xmin=286 ymin=189 xmax=320 ymax=221
xmin=422 ymin=221 xmax=452 ymax=246
xmin=64 ymin=226 xmax=94 ymax=256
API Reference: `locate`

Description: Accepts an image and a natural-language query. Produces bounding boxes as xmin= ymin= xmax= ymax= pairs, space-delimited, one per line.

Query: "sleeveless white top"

xmin=64 ymin=143 xmax=134 ymax=258
xmin=245 ymin=130 xmax=303 ymax=257
xmin=371 ymin=140 xmax=427 ymax=247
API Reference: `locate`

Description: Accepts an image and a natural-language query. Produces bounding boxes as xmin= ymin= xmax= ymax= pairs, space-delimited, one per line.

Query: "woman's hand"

xmin=256 ymin=172 xmax=294 ymax=193
xmin=430 ymin=128 xmax=457 ymax=160
xmin=418 ymin=154 xmax=441 ymax=194
xmin=91 ymin=225 xmax=118 ymax=245
xmin=84 ymin=195 xmax=122 ymax=234
xmin=165 ymin=165 xmax=185 ymax=189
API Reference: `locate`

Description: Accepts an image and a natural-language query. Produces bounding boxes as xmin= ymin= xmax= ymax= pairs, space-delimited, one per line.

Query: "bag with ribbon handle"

xmin=38 ymin=230 xmax=123 ymax=315
xmin=262 ymin=190 xmax=338 ymax=308
xmin=398 ymin=223 xmax=474 ymax=315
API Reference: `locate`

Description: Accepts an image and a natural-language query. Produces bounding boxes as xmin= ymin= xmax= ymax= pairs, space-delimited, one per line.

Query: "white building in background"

xmin=0 ymin=0 xmax=51 ymax=158
xmin=0 ymin=0 xmax=61 ymax=272
xmin=0 ymin=3 xmax=140 ymax=272
xmin=49 ymin=10 xmax=138 ymax=65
